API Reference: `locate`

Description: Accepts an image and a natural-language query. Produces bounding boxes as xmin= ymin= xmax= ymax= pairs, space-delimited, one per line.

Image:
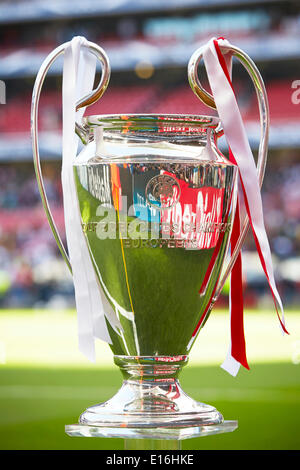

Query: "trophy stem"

xmin=65 ymin=356 xmax=238 ymax=440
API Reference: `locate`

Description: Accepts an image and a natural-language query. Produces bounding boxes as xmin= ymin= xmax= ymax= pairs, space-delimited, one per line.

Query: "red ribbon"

xmin=188 ymin=38 xmax=288 ymax=374
xmin=214 ymin=39 xmax=288 ymax=333
xmin=229 ymin=194 xmax=249 ymax=370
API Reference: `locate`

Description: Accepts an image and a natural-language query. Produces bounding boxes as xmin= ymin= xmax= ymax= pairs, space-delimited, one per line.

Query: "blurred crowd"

xmin=0 ymin=154 xmax=299 ymax=309
xmin=0 ymin=164 xmax=62 ymax=209
xmin=0 ymin=163 xmax=74 ymax=309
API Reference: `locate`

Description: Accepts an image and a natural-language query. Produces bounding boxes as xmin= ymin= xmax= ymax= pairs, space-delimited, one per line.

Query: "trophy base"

xmin=65 ymin=420 xmax=237 ymax=440
xmin=65 ymin=356 xmax=237 ymax=441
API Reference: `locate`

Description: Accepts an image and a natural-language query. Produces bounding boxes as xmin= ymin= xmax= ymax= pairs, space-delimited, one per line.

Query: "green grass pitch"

xmin=0 ymin=309 xmax=299 ymax=450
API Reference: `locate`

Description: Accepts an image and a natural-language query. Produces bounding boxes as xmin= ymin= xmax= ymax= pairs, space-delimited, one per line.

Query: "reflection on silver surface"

xmin=74 ymin=115 xmax=237 ymax=358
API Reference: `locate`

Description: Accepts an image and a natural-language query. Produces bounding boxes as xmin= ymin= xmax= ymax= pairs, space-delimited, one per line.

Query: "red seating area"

xmin=149 ymin=85 xmax=212 ymax=115
xmin=147 ymin=79 xmax=247 ymax=115
xmin=0 ymin=86 xmax=159 ymax=133
xmin=0 ymin=81 xmax=299 ymax=134
xmin=244 ymin=80 xmax=300 ymax=123
xmin=0 ymin=95 xmax=31 ymax=133
xmin=0 ymin=91 xmax=61 ymax=133
xmin=86 ymin=84 xmax=158 ymax=116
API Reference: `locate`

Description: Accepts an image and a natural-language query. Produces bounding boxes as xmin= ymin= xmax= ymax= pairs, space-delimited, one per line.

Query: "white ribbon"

xmin=202 ymin=38 xmax=286 ymax=375
xmin=61 ymin=36 xmax=118 ymax=361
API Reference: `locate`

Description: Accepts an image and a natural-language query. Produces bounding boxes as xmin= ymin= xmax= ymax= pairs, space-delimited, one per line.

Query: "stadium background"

xmin=0 ymin=0 xmax=299 ymax=450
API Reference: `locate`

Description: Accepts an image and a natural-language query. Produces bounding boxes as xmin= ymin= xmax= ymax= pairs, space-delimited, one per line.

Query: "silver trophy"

xmin=31 ymin=40 xmax=268 ymax=443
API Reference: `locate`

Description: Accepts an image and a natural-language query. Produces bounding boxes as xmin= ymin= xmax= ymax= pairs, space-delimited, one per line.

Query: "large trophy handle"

xmin=31 ymin=41 xmax=111 ymax=273
xmin=188 ymin=43 xmax=269 ymax=302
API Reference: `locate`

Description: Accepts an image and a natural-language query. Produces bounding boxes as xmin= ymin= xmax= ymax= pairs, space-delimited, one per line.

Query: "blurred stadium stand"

xmin=0 ymin=0 xmax=300 ymax=308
